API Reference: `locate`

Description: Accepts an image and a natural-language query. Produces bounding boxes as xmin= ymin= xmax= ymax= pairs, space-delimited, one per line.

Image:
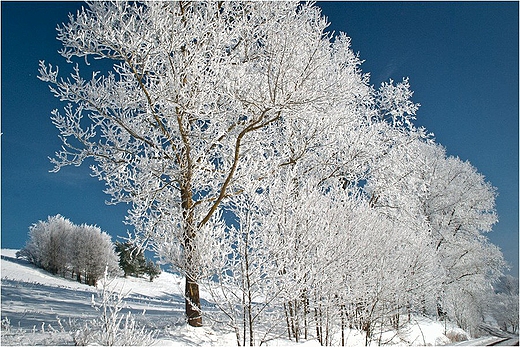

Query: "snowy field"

xmin=2 ymin=248 xmax=470 ymax=346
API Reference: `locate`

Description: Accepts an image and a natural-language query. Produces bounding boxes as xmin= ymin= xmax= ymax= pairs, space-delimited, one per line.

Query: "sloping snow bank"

xmin=1 ymin=249 xmax=92 ymax=291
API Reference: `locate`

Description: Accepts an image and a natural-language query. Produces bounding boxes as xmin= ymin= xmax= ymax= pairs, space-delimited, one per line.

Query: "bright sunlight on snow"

xmin=2 ymin=248 xmax=475 ymax=346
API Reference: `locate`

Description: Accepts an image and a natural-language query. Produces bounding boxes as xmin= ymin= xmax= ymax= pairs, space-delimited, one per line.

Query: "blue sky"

xmin=1 ymin=2 xmax=518 ymax=276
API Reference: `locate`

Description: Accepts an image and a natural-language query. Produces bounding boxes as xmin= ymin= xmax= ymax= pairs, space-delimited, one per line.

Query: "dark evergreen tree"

xmin=115 ymin=241 xmax=146 ymax=278
xmin=144 ymin=259 xmax=161 ymax=282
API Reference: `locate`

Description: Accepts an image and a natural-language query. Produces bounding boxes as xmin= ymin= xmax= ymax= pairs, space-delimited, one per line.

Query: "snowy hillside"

xmin=2 ymin=248 xmax=469 ymax=346
xmin=1 ymin=249 xmax=238 ymax=346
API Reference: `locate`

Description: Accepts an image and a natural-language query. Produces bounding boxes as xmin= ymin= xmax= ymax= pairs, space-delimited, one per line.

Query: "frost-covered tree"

xmin=76 ymin=223 xmax=120 ymax=286
xmin=365 ymin=135 xmax=505 ymax=335
xmin=201 ymin=188 xmax=289 ymax=346
xmin=18 ymin=215 xmax=75 ymax=275
xmin=418 ymin=145 xmax=504 ymax=335
xmin=37 ymin=0 xmax=505 ymax=333
xmin=38 ymin=1 xmax=376 ymax=326
xmin=489 ymin=275 xmax=519 ymax=333
xmin=201 ymin=158 xmax=441 ymax=345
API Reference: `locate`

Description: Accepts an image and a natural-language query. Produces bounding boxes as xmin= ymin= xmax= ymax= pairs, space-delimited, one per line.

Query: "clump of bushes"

xmin=115 ymin=241 xmax=161 ymax=282
xmin=17 ymin=215 xmax=119 ymax=286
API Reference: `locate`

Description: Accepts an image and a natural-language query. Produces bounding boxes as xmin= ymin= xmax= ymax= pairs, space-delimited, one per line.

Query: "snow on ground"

xmin=2 ymin=248 xmax=467 ymax=346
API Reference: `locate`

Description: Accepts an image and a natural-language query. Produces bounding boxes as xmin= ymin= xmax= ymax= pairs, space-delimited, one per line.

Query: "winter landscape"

xmin=1 ymin=247 xmax=516 ymax=346
xmin=2 ymin=1 xmax=519 ymax=346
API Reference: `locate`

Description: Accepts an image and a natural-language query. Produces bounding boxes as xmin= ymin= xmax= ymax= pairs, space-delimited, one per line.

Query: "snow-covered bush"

xmin=17 ymin=215 xmax=119 ymax=286
xmin=445 ymin=328 xmax=470 ymax=342
xmin=73 ymin=269 xmax=155 ymax=346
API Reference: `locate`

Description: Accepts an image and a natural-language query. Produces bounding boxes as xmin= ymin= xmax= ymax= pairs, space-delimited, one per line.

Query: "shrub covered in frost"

xmin=17 ymin=215 xmax=119 ymax=286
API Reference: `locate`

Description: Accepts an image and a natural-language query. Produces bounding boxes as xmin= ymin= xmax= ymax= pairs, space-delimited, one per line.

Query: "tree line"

xmin=17 ymin=215 xmax=160 ymax=286
xmin=198 ymin=140 xmax=511 ymax=345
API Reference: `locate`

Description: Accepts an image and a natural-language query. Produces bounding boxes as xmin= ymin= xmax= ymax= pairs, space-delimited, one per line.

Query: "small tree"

xmin=115 ymin=241 xmax=161 ymax=281
xmin=144 ymin=260 xmax=161 ymax=282
xmin=17 ymin=215 xmax=75 ymax=275
xmin=488 ymin=275 xmax=519 ymax=334
xmin=115 ymin=241 xmax=146 ymax=278
xmin=79 ymin=224 xmax=120 ymax=286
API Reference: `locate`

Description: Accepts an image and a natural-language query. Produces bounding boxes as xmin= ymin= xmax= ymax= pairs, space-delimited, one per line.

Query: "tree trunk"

xmin=185 ymin=274 xmax=202 ymax=327
xmin=288 ymin=300 xmax=299 ymax=342
xmin=183 ymin=218 xmax=201 ymax=327
xmin=341 ymin=304 xmax=346 ymax=347
xmin=243 ymin=229 xmax=254 ymax=346
xmin=180 ymin=171 xmax=202 ymax=327
xmin=303 ymin=291 xmax=309 ymax=340
xmin=315 ymin=306 xmax=323 ymax=346
xmin=284 ymin=303 xmax=292 ymax=340
xmin=183 ymin=219 xmax=202 ymax=327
